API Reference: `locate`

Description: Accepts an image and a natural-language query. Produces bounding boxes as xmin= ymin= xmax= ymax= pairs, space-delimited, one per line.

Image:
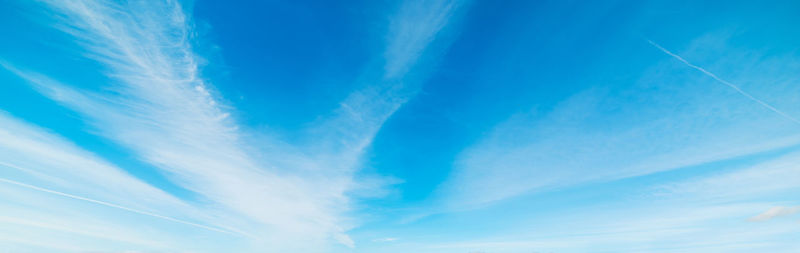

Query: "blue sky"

xmin=1 ymin=0 xmax=799 ymax=252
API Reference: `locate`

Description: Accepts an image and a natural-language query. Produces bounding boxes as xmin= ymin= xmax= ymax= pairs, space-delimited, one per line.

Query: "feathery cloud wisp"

xmin=1 ymin=0 xmax=465 ymax=251
xmin=0 ymin=111 xmax=240 ymax=251
xmin=647 ymin=39 xmax=800 ymax=124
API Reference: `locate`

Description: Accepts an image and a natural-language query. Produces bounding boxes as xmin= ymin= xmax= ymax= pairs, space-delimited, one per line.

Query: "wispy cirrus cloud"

xmin=397 ymin=152 xmax=800 ymax=253
xmin=383 ymin=0 xmax=462 ymax=79
xmin=1 ymin=0 xmax=466 ymax=251
xmin=418 ymin=204 xmax=797 ymax=253
xmin=657 ymin=151 xmax=800 ymax=202
xmin=0 ymin=111 xmax=193 ymax=219
xmin=6 ymin=0 xmax=344 ymax=248
xmin=0 ymin=111 xmax=237 ymax=251
xmin=436 ymin=32 xmax=800 ymax=209
xmin=0 ymin=177 xmax=231 ymax=235
xmin=313 ymin=0 xmax=465 ymax=153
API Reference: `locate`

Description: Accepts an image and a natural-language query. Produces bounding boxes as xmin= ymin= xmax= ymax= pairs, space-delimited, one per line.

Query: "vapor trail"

xmin=0 ymin=177 xmax=240 ymax=236
xmin=647 ymin=40 xmax=800 ymax=124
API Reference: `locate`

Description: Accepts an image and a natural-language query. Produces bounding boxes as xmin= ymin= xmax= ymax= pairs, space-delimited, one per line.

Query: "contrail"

xmin=0 ymin=177 xmax=240 ymax=236
xmin=647 ymin=40 xmax=800 ymax=125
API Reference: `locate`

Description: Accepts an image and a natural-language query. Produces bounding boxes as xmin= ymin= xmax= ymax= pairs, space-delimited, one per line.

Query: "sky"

xmin=0 ymin=0 xmax=799 ymax=252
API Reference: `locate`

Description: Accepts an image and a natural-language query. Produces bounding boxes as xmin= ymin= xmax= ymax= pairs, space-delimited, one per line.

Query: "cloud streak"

xmin=749 ymin=206 xmax=800 ymax=222
xmin=409 ymin=153 xmax=800 ymax=253
xmin=647 ymin=39 xmax=800 ymax=124
xmin=0 ymin=177 xmax=236 ymax=236
xmin=435 ymin=34 xmax=800 ymax=210
xmin=0 ymin=111 xmax=239 ymax=251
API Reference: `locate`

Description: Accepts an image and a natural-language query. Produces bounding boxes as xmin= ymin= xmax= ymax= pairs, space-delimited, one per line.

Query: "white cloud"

xmin=749 ymin=206 xmax=800 ymax=222
xmin=383 ymin=0 xmax=462 ymax=79
xmin=0 ymin=177 xmax=231 ymax=235
xmin=0 ymin=112 xmax=241 ymax=252
xmin=12 ymin=0 xmax=357 ymax=249
xmin=656 ymin=151 xmax=800 ymax=202
xmin=0 ymin=181 xmax=242 ymax=252
xmin=400 ymin=196 xmax=797 ymax=253
xmin=0 ymin=111 xmax=197 ymax=220
xmin=373 ymin=237 xmax=400 ymax=242
xmin=436 ymin=32 xmax=800 ymax=209
xmin=404 ymin=146 xmax=800 ymax=253
xmin=1 ymin=0 xmax=465 ymax=251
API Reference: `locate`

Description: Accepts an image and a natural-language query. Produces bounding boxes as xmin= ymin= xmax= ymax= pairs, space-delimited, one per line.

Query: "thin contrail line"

xmin=0 ymin=177 xmax=239 ymax=236
xmin=647 ymin=40 xmax=800 ymax=125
